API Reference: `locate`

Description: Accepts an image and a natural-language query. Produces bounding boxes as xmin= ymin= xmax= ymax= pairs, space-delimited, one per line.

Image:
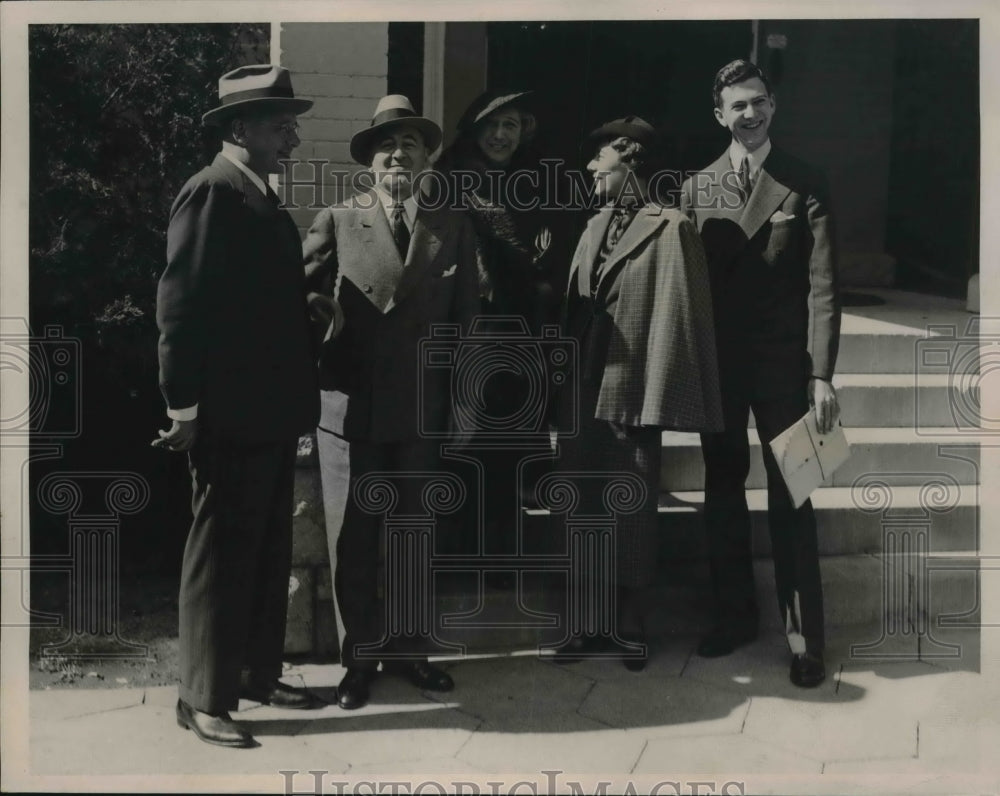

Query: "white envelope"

xmin=768 ymin=411 xmax=851 ymax=509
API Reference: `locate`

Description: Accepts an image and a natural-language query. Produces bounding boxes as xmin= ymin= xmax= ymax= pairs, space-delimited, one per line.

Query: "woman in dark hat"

xmin=435 ymin=90 xmax=573 ymax=584
xmin=551 ymin=116 xmax=723 ymax=670
xmin=436 ymin=90 xmax=563 ymax=326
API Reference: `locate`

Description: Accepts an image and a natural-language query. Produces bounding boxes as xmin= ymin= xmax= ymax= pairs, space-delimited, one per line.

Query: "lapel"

xmin=699 ymin=151 xmax=742 ymax=223
xmin=594 ymin=205 xmax=668 ymax=294
xmin=572 ymin=208 xmax=614 ymax=299
xmin=738 ymin=148 xmax=792 ymax=241
xmin=385 ymin=204 xmax=447 ymax=313
xmin=212 ymin=153 xmax=278 ymax=220
xmin=351 ymin=193 xmax=405 ymax=314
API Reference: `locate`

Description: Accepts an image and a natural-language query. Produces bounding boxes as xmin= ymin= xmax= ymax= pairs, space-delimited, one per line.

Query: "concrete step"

xmin=826 ymin=373 xmax=977 ymax=429
xmin=659 ymin=427 xmax=981 ymax=491
xmin=524 ymin=483 xmax=980 ymax=558
xmin=837 ymin=288 xmax=977 ymax=374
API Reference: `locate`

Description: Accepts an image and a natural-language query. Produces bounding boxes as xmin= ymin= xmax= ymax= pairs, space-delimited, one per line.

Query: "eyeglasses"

xmin=271 ymin=121 xmax=300 ymax=136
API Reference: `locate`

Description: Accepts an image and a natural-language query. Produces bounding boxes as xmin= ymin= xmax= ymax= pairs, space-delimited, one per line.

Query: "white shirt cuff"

xmin=167 ymin=405 xmax=198 ymax=422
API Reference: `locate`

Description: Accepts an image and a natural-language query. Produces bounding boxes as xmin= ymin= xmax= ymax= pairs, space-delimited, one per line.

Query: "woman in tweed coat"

xmin=553 ymin=117 xmax=723 ymax=670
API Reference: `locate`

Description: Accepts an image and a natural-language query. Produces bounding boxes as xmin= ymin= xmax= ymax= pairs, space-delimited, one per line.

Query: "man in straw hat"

xmin=154 ymin=64 xmax=322 ymax=748
xmin=303 ymin=95 xmax=479 ymax=710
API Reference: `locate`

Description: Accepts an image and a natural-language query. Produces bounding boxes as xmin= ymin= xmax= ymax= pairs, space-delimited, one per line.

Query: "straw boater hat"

xmin=202 ymin=65 xmax=313 ymax=126
xmin=349 ymin=95 xmax=442 ymax=165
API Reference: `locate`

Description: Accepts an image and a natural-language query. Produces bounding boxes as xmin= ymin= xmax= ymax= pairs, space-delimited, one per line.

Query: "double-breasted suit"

xmin=302 ymin=189 xmax=479 ymax=668
xmin=558 ymin=204 xmax=723 ymax=591
xmin=680 ymin=146 xmax=841 ymax=655
xmin=157 ymin=153 xmax=319 ymax=713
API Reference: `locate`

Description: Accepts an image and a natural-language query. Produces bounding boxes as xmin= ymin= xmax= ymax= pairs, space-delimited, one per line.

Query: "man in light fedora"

xmin=155 ymin=64 xmax=322 ymax=748
xmin=302 ymin=95 xmax=479 ymax=710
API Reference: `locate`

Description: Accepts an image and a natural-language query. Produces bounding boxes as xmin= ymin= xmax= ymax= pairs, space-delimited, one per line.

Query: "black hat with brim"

xmin=457 ymin=90 xmax=535 ymax=132
xmin=582 ymin=115 xmax=658 ymax=154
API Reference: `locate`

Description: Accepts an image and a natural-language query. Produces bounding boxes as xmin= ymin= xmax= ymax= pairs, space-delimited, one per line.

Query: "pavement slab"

xmin=743 ymin=693 xmax=919 ymax=762
xmin=633 ymin=733 xmax=823 ymax=776
xmin=456 ymin=727 xmax=646 ymax=775
xmin=423 ymin=655 xmax=595 ymax=732
xmin=578 ymin=676 xmax=750 ymax=736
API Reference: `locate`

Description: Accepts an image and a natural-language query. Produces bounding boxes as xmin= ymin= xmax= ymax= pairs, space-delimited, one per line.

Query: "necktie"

xmin=738 ymin=156 xmax=752 ymax=204
xmin=607 ymin=207 xmax=634 ymax=249
xmin=391 ymin=202 xmax=410 ymax=259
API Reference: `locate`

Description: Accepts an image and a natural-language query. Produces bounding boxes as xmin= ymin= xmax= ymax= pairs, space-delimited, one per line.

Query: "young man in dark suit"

xmin=155 ymin=65 xmax=323 ymax=747
xmin=302 ymin=95 xmax=480 ymax=710
xmin=680 ymin=59 xmax=841 ymax=687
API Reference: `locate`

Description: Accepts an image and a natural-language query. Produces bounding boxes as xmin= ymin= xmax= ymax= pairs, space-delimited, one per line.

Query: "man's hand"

xmin=809 ymin=377 xmax=839 ymax=434
xmin=152 ymin=418 xmax=198 ymax=452
xmin=307 ymin=291 xmax=343 ymax=342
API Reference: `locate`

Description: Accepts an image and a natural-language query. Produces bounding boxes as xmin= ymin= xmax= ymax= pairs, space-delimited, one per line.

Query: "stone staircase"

xmin=285 ymin=288 xmax=983 ymax=660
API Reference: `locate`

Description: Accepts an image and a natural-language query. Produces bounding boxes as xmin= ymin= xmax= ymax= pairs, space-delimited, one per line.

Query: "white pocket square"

xmin=440 ymin=264 xmax=457 ymax=277
xmin=770 ymin=211 xmax=796 ymax=223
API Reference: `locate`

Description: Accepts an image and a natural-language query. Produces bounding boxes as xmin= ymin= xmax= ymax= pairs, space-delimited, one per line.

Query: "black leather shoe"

xmin=618 ymin=634 xmax=648 ymax=672
xmin=385 ymin=661 xmax=454 ymax=692
xmin=175 ymin=699 xmax=254 ymax=748
xmin=696 ymin=626 xmax=758 ymax=658
xmin=790 ymin=653 xmax=826 ymax=688
xmin=240 ymin=680 xmax=323 ymax=709
xmin=337 ymin=668 xmax=374 ymax=710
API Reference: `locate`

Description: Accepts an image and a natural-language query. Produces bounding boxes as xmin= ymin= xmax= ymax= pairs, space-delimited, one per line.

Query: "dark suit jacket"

xmin=302 ymin=190 xmax=480 ymax=444
xmin=157 ymin=154 xmax=319 ymax=440
xmin=563 ymin=204 xmax=723 ymax=432
xmin=680 ymin=146 xmax=840 ymax=398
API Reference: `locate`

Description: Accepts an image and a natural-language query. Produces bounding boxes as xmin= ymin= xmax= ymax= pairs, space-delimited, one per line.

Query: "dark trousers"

xmin=700 ymin=386 xmax=825 ymax=655
xmin=178 ymin=433 xmax=297 ymax=713
xmin=317 ymin=424 xmax=439 ymax=670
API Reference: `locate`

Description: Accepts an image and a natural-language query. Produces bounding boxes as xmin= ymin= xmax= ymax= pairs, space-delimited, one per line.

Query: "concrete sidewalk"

xmin=21 ymin=624 xmax=998 ymax=795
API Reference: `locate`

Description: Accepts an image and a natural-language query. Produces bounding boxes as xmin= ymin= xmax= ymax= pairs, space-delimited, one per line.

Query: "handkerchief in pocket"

xmin=440 ymin=264 xmax=457 ymax=277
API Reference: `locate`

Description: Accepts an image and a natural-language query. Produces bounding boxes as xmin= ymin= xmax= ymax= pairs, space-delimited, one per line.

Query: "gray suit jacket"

xmin=302 ymin=190 xmax=480 ymax=443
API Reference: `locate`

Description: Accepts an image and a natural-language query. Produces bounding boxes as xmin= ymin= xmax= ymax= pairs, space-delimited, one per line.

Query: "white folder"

xmin=768 ymin=411 xmax=851 ymax=509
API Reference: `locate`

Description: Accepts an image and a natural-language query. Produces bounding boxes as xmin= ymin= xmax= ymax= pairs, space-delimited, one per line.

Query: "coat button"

xmin=364 ymin=284 xmax=373 ymax=294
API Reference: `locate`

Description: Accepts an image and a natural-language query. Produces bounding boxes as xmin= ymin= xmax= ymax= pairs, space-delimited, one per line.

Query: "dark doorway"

xmin=886 ymin=19 xmax=979 ymax=297
xmin=486 ymin=20 xmax=753 ymax=195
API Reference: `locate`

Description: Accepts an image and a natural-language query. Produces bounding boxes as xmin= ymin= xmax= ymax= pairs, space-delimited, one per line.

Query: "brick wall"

xmin=279 ymin=23 xmax=389 ymax=658
xmin=279 ymin=22 xmax=389 ymax=233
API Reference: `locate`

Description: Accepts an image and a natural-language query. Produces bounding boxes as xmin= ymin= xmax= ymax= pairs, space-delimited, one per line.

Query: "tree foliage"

xmin=29 ymin=24 xmax=269 ymax=386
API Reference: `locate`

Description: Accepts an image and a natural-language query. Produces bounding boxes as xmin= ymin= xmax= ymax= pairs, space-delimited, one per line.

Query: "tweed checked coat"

xmin=302 ymin=190 xmax=480 ymax=443
xmin=564 ymin=203 xmax=724 ymax=432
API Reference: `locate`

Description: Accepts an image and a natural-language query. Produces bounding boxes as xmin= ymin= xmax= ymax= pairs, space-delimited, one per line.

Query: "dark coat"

xmin=680 ymin=146 xmax=840 ymax=397
xmin=156 ymin=153 xmax=319 ymax=441
xmin=302 ymin=190 xmax=480 ymax=444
